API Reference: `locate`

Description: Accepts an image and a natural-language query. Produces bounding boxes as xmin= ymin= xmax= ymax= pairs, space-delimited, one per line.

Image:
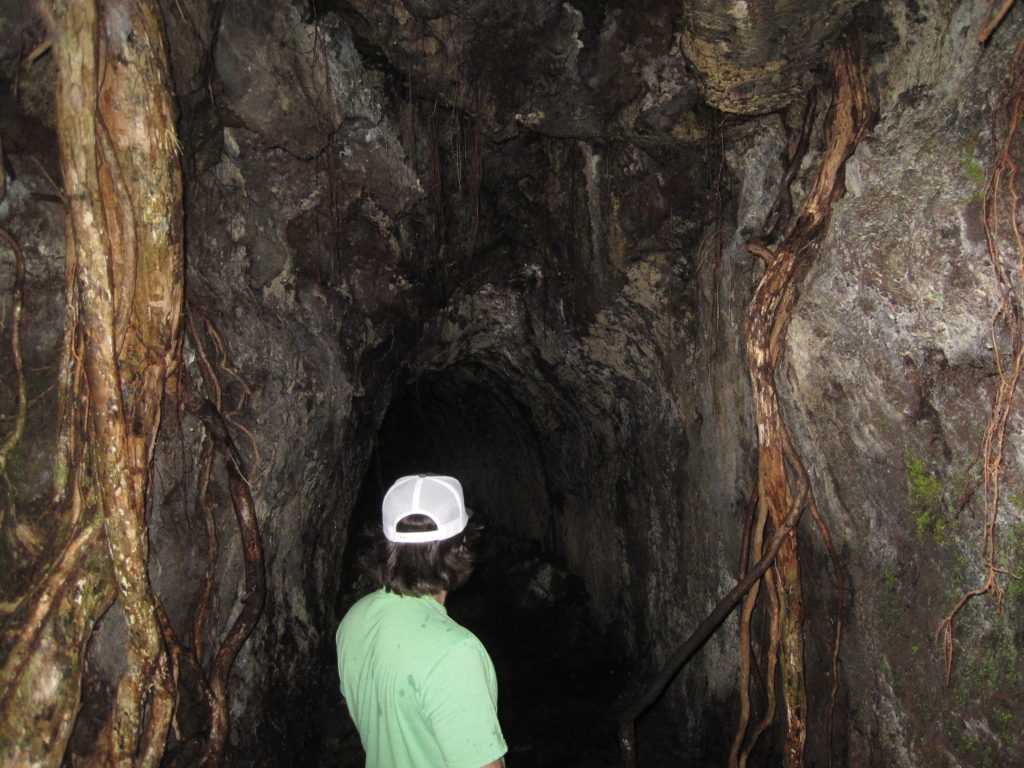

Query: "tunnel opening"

xmin=331 ymin=363 xmax=656 ymax=766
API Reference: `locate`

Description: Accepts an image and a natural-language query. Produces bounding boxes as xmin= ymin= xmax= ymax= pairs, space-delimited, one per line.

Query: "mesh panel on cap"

xmin=411 ymin=477 xmax=461 ymax=524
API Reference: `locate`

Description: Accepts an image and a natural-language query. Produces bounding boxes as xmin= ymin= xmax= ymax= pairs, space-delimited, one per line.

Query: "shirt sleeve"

xmin=422 ymin=635 xmax=508 ymax=768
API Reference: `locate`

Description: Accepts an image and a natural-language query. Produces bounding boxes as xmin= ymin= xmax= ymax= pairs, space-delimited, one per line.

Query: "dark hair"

xmin=379 ymin=515 xmax=479 ymax=597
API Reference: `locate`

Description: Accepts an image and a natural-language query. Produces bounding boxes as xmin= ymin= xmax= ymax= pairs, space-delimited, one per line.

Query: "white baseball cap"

xmin=382 ymin=474 xmax=469 ymax=543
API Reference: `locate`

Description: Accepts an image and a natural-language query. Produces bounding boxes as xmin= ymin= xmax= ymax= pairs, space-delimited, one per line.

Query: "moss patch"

xmin=905 ymin=453 xmax=947 ymax=544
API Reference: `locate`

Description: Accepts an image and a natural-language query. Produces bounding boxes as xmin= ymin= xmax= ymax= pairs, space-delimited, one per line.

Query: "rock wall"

xmin=780 ymin=2 xmax=1024 ymax=763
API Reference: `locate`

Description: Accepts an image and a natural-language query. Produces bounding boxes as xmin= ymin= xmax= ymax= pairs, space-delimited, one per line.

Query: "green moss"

xmin=961 ymin=733 xmax=980 ymax=754
xmin=1002 ymin=515 xmax=1024 ymax=603
xmin=880 ymin=596 xmax=902 ymax=632
xmin=51 ymin=458 xmax=68 ymax=496
xmin=900 ymin=578 xmax=1021 ymax=766
xmin=995 ymin=711 xmax=1016 ymax=744
xmin=953 ymin=681 xmax=969 ymax=708
xmin=963 ymin=158 xmax=987 ymax=190
xmin=905 ymin=454 xmax=946 ymax=543
xmin=950 ymin=607 xmax=1023 ymax=715
xmin=1 ymin=440 xmax=28 ymax=487
xmin=879 ymin=652 xmax=893 ymax=680
xmin=1009 ymin=573 xmax=1024 ymax=602
xmin=883 ymin=567 xmax=897 ymax=590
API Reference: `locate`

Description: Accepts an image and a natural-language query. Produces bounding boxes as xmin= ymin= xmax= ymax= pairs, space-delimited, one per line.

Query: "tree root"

xmin=192 ymin=398 xmax=266 ymax=768
xmin=0 ymin=222 xmax=27 ymax=567
xmin=0 ymin=137 xmax=27 ymax=560
xmin=170 ymin=313 xmax=266 ymax=768
xmin=729 ymin=489 xmax=769 ymax=768
xmin=0 ymin=226 xmax=26 ymax=479
xmin=616 ymin=38 xmax=872 ymax=768
xmin=618 ymin=505 xmax=803 ymax=768
xmin=736 ymin=39 xmax=872 ymax=768
xmin=937 ymin=33 xmax=1024 ymax=684
xmin=0 ymin=2 xmax=184 ymax=766
xmin=0 ymin=498 xmax=114 ymax=765
xmin=977 ymin=0 xmax=1018 ymax=45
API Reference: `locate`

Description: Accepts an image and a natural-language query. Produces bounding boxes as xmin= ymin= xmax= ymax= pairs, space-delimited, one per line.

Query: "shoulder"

xmin=424 ymin=626 xmax=494 ymax=681
xmin=336 ymin=589 xmax=391 ymax=635
xmin=338 ymin=591 xmax=452 ymax=640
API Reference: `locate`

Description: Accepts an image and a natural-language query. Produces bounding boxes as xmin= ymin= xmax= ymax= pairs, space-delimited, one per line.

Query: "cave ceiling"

xmin=327 ymin=0 xmax=863 ymax=137
xmin=189 ymin=0 xmax=867 ymax=164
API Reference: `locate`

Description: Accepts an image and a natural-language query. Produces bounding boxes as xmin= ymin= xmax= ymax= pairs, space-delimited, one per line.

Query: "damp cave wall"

xmin=0 ymin=0 xmax=1023 ymax=766
xmin=180 ymin=2 xmax=733 ymax=759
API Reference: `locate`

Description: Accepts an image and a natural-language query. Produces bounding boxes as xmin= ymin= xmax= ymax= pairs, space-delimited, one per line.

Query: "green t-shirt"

xmin=336 ymin=589 xmax=507 ymax=768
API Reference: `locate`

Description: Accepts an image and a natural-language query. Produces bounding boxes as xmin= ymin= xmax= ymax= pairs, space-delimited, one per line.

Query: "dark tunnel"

xmin=335 ymin=366 xmax=640 ymax=766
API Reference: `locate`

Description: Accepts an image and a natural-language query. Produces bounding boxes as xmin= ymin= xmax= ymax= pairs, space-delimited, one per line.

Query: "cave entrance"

xmin=337 ymin=363 xmax=630 ymax=767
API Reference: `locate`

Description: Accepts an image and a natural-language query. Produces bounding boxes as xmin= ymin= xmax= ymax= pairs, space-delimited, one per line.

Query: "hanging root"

xmin=178 ymin=311 xmax=265 ymax=768
xmin=618 ymin=506 xmax=803 ymax=768
xmin=738 ymin=566 xmax=780 ymax=768
xmin=729 ymin=490 xmax=769 ymax=768
xmin=977 ymin=0 xmax=1018 ymax=45
xmin=191 ymin=433 xmax=218 ymax=661
xmin=0 ymin=222 xmax=27 ymax=565
xmin=191 ymin=398 xmax=266 ymax=768
xmin=0 ymin=135 xmax=27 ymax=519
xmin=616 ymin=38 xmax=872 ymax=768
xmin=5 ymin=3 xmax=185 ymax=766
xmin=937 ymin=35 xmax=1024 ymax=682
xmin=736 ymin=38 xmax=872 ymax=768
xmin=0 ymin=226 xmax=26 ymax=481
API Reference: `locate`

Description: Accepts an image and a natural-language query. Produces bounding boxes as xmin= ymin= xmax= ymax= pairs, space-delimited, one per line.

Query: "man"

xmin=336 ymin=473 xmax=508 ymax=768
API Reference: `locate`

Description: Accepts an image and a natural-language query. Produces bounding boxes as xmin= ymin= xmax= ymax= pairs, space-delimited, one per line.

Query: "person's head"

xmin=378 ymin=474 xmax=478 ymax=597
